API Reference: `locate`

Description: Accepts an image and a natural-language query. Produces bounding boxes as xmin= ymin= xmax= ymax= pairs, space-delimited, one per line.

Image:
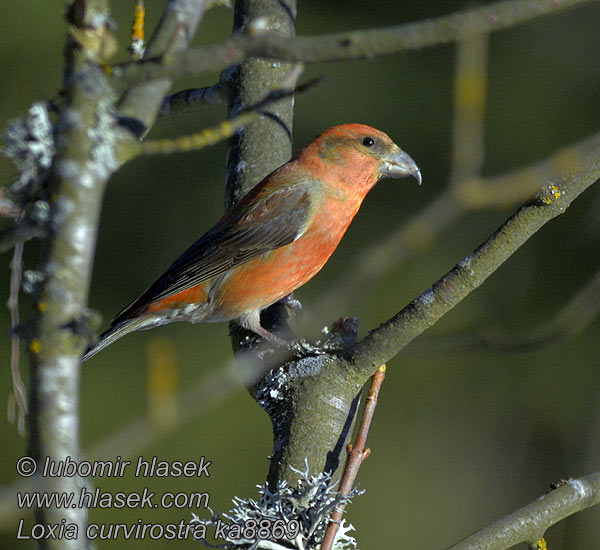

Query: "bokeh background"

xmin=1 ymin=1 xmax=600 ymax=548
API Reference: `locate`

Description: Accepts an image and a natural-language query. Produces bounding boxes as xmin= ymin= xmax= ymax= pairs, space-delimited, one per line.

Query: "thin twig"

xmin=158 ymin=83 xmax=223 ymax=119
xmin=347 ymin=135 xmax=600 ymax=380
xmin=7 ymin=239 xmax=27 ymax=434
xmin=115 ymin=0 xmax=597 ymax=87
xmin=133 ymin=75 xmax=318 ymax=158
xmin=137 ymin=110 xmax=263 ymax=156
xmin=320 ymin=365 xmax=386 ymax=550
xmin=128 ymin=0 xmax=145 ymax=60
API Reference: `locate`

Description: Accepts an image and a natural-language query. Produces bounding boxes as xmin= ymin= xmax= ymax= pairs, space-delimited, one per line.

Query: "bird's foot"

xmin=252 ymin=325 xmax=292 ymax=348
xmin=283 ymin=318 xmax=361 ymax=358
xmin=279 ymin=294 xmax=302 ymax=314
xmin=314 ymin=317 xmax=360 ymax=351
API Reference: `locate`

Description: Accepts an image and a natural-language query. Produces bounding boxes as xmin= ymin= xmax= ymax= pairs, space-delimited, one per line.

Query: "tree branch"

xmin=116 ymin=0 xmax=215 ymax=137
xmin=27 ymin=1 xmax=116 ymax=547
xmin=157 ymin=83 xmax=224 ymax=120
xmin=410 ymin=267 xmax=600 ymax=354
xmin=450 ymin=33 xmax=488 ymax=184
xmin=320 ymin=365 xmax=386 ymax=550
xmin=346 ymin=134 xmax=600 ymax=381
xmin=8 ymin=239 xmax=27 ymax=435
xmin=448 ymin=473 xmax=600 ymax=550
xmin=132 ymin=73 xmax=315 ymax=158
xmin=114 ymin=0 xmax=597 ymax=87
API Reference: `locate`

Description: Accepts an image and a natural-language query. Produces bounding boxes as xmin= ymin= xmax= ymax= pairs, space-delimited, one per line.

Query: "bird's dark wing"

xmin=112 ymin=181 xmax=314 ymax=323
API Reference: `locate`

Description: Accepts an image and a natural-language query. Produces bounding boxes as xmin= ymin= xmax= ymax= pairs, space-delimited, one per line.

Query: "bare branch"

xmin=411 ymin=267 xmax=600 ymax=354
xmin=158 ymin=83 xmax=224 ymax=120
xmin=117 ymin=0 xmax=217 ymax=137
xmin=115 ymin=0 xmax=597 ymax=87
xmin=133 ymin=74 xmax=317 ymax=158
xmin=138 ymin=110 xmax=263 ymax=156
xmin=27 ymin=1 xmax=116 ymax=545
xmin=450 ymin=33 xmax=488 ymax=184
xmin=320 ymin=365 xmax=386 ymax=550
xmin=346 ymin=133 xmax=600 ymax=380
xmin=7 ymin=239 xmax=27 ymax=435
xmin=448 ymin=473 xmax=600 ymax=550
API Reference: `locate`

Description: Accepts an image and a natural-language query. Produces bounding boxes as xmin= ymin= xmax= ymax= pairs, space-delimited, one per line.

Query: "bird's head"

xmin=301 ymin=124 xmax=421 ymax=194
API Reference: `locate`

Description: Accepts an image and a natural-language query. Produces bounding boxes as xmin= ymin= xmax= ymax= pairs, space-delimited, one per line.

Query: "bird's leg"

xmin=251 ymin=324 xmax=290 ymax=347
xmin=237 ymin=309 xmax=290 ymax=347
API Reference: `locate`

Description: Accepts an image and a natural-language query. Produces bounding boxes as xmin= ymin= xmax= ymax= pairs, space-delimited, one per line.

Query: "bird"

xmin=83 ymin=123 xmax=421 ymax=360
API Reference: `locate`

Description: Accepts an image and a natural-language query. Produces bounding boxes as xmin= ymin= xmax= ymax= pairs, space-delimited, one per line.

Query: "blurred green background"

xmin=1 ymin=1 xmax=600 ymax=548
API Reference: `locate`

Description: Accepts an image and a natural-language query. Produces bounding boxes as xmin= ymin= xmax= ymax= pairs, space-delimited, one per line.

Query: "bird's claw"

xmin=279 ymin=295 xmax=303 ymax=314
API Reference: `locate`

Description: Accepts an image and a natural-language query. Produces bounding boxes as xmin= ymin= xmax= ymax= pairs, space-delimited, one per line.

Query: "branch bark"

xmin=448 ymin=473 xmax=600 ymax=550
xmin=116 ymin=0 xmax=213 ymax=136
xmin=346 ymin=135 xmax=600 ymax=380
xmin=252 ymin=131 xmax=599 ymax=491
xmin=27 ymin=1 xmax=115 ymax=547
xmin=115 ymin=0 xmax=597 ymax=87
xmin=225 ymin=0 xmax=297 ymax=207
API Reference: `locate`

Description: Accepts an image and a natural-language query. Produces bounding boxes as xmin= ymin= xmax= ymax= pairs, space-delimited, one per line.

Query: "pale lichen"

xmin=2 ymin=101 xmax=55 ymax=200
xmin=192 ymin=461 xmax=360 ymax=550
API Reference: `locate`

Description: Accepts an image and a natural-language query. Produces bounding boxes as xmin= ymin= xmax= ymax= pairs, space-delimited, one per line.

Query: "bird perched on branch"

xmin=83 ymin=124 xmax=421 ymax=360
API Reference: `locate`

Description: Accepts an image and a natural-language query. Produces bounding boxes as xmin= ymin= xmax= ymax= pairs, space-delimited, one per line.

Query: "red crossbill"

xmin=83 ymin=124 xmax=420 ymax=360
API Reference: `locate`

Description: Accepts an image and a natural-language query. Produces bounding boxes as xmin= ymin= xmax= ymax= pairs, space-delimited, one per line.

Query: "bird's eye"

xmin=362 ymin=137 xmax=375 ymax=147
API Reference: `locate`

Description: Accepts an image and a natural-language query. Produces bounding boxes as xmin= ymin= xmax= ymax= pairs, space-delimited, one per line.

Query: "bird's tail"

xmin=82 ymin=317 xmax=155 ymax=362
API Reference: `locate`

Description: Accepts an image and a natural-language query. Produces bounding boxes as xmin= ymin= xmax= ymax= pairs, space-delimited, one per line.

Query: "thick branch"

xmin=225 ymin=0 xmax=297 ymax=205
xmin=28 ymin=1 xmax=116 ymax=548
xmin=224 ymin=0 xmax=301 ymax=487
xmin=448 ymin=473 xmax=600 ymax=550
xmin=115 ymin=0 xmax=597 ymax=87
xmin=346 ymin=135 xmax=600 ymax=381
